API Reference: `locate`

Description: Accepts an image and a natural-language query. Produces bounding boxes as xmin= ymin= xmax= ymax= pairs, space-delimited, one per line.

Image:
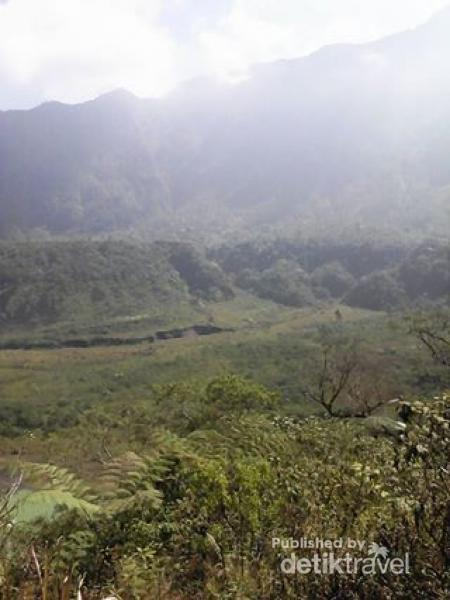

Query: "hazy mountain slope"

xmin=0 ymin=91 xmax=169 ymax=235
xmin=0 ymin=8 xmax=450 ymax=236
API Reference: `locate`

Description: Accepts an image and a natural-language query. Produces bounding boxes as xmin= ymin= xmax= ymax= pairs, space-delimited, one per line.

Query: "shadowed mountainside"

xmin=1 ymin=8 xmax=450 ymax=237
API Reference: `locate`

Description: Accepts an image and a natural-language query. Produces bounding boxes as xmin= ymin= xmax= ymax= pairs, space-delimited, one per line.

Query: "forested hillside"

xmin=1 ymin=8 xmax=450 ymax=237
xmin=0 ymin=240 xmax=232 ymax=329
xmin=0 ymin=236 xmax=447 ymax=334
xmin=212 ymin=235 xmax=449 ymax=310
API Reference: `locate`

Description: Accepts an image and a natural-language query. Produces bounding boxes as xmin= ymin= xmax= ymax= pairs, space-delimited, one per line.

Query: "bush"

xmin=344 ymin=271 xmax=407 ymax=310
xmin=311 ymin=261 xmax=355 ymax=297
xmin=236 ymin=259 xmax=316 ymax=307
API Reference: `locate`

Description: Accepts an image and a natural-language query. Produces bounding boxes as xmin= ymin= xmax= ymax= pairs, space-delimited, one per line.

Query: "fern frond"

xmin=101 ymin=451 xmax=169 ymax=511
xmin=22 ymin=462 xmax=97 ymax=503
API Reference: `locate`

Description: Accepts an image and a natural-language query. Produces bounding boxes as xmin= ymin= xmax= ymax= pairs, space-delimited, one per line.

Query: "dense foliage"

xmin=0 ymin=237 xmax=447 ymax=333
xmin=0 ymin=386 xmax=448 ymax=598
xmin=0 ymin=240 xmax=232 ymax=328
xmin=213 ymin=237 xmax=449 ymax=311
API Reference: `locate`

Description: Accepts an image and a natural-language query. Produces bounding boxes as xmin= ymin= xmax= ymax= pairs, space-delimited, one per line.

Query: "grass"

xmin=1 ymin=296 xmax=447 ymax=477
xmin=0 ymin=302 xmax=429 ymax=415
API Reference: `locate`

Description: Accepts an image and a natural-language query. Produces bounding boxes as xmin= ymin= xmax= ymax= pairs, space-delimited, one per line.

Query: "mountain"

xmin=1 ymin=9 xmax=450 ymax=237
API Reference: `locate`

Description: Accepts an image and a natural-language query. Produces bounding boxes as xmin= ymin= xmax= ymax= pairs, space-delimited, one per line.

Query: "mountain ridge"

xmin=0 ymin=10 xmax=449 ymax=238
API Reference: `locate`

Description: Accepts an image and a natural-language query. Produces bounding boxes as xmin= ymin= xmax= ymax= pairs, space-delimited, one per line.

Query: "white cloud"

xmin=197 ymin=0 xmax=450 ymax=79
xmin=0 ymin=0 xmax=176 ymax=106
xmin=199 ymin=3 xmax=299 ymax=81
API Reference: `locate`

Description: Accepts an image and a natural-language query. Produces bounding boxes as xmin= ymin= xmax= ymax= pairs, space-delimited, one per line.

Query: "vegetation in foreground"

xmin=0 ymin=308 xmax=448 ymax=598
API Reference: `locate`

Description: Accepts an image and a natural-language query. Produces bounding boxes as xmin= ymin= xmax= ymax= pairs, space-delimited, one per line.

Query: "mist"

xmin=1 ymin=5 xmax=450 ymax=238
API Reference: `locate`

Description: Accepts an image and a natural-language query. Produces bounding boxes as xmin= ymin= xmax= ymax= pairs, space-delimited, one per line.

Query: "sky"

xmin=0 ymin=0 xmax=448 ymax=110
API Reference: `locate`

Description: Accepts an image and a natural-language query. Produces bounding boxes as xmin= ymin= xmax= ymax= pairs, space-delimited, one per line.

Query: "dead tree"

xmin=301 ymin=342 xmax=359 ymax=417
